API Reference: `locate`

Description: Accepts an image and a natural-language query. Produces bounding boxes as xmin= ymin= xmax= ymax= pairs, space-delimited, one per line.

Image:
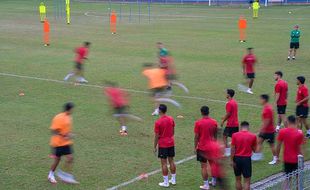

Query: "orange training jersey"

xmin=239 ymin=18 xmax=247 ymax=29
xmin=44 ymin=20 xmax=50 ymax=33
xmin=50 ymin=112 xmax=73 ymax=147
xmin=142 ymin=68 xmax=168 ymax=89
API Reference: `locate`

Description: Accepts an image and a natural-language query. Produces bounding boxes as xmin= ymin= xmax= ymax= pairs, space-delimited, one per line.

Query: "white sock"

xmin=273 ymin=156 xmax=278 ymax=160
xmin=163 ymin=176 xmax=169 ymax=184
xmin=212 ymin=177 xmax=216 ymax=183
xmin=49 ymin=171 xmax=54 ymax=177
xmin=171 ymin=174 xmax=176 ymax=181
xmin=307 ymin=130 xmax=310 ymax=135
xmin=204 ymin=180 xmax=209 ymax=186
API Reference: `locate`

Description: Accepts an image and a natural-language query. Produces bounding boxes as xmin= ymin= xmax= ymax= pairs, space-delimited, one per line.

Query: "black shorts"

xmin=196 ymin=150 xmax=207 ymax=163
xmin=296 ymin=105 xmax=309 ymax=118
xmin=284 ymin=162 xmax=298 ymax=174
xmin=233 ymin=156 xmax=252 ymax=178
xmin=158 ymin=146 xmax=175 ymax=159
xmin=223 ymin=127 xmax=239 ymax=137
xmin=290 ymin=42 xmax=299 ymax=49
xmin=75 ymin=62 xmax=83 ymax=71
xmin=277 ymin=105 xmax=287 ymax=114
xmin=114 ymin=106 xmax=128 ymax=114
xmin=246 ymin=73 xmax=255 ymax=79
xmin=53 ymin=145 xmax=73 ymax=157
xmin=151 ymin=87 xmax=167 ymax=97
xmin=258 ymin=133 xmax=275 ymax=144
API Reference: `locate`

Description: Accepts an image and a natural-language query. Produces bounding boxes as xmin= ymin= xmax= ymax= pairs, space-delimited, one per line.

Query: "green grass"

xmin=0 ymin=1 xmax=310 ymax=189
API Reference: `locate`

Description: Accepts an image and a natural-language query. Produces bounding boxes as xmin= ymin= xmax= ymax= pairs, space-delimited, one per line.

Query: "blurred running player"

xmin=295 ymin=76 xmax=310 ymax=137
xmin=142 ymin=63 xmax=169 ymax=116
xmin=154 ymin=104 xmax=176 ymax=187
xmin=194 ymin=106 xmax=219 ymax=189
xmin=274 ymin=71 xmax=288 ymax=131
xmin=254 ymin=94 xmax=277 ymax=165
xmin=104 ymin=81 xmax=129 ymax=136
xmin=221 ymin=89 xmax=239 ymax=157
xmin=48 ymin=102 xmax=79 ymax=184
xmin=242 ymin=48 xmax=257 ymax=94
xmin=288 ymin=25 xmax=301 ymax=61
xmin=64 ymin=42 xmax=91 ymax=83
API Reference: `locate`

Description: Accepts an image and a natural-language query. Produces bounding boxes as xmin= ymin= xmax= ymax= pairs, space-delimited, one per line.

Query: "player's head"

xmin=157 ymin=42 xmax=164 ymax=49
xmin=294 ymin=25 xmax=299 ymax=30
xmin=64 ymin=102 xmax=74 ymax=114
xmin=297 ymin=76 xmax=305 ymax=85
xmin=40 ymin=2 xmax=44 ymax=5
xmin=240 ymin=121 xmax=250 ymax=130
xmin=247 ymin=47 xmax=253 ymax=54
xmin=226 ymin=89 xmax=235 ymax=99
xmin=287 ymin=115 xmax=297 ymax=126
xmin=260 ymin=94 xmax=269 ymax=105
xmin=84 ymin=41 xmax=91 ymax=48
xmin=158 ymin=104 xmax=167 ymax=115
xmin=200 ymin=106 xmax=209 ymax=116
xmin=274 ymin=71 xmax=283 ymax=81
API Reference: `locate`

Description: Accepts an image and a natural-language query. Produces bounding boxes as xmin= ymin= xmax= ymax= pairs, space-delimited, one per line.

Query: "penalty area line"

xmin=106 ymin=155 xmax=196 ymax=190
xmin=0 ymin=72 xmax=261 ymax=108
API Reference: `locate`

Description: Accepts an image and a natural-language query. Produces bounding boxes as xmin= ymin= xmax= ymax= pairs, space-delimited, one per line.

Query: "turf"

xmin=0 ymin=1 xmax=310 ymax=189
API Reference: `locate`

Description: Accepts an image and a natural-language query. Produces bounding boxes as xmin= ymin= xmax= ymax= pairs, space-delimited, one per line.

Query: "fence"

xmin=252 ymin=155 xmax=310 ymax=190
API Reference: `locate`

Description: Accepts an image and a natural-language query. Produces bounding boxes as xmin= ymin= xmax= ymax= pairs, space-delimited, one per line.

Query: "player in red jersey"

xmin=221 ymin=89 xmax=239 ymax=157
xmin=276 ymin=115 xmax=305 ymax=175
xmin=296 ymin=76 xmax=310 ymax=138
xmin=154 ymin=104 xmax=176 ymax=188
xmin=64 ymin=42 xmax=91 ymax=83
xmin=231 ymin=121 xmax=257 ymax=190
xmin=242 ymin=48 xmax=257 ymax=94
xmin=274 ymin=71 xmax=288 ymax=132
xmin=194 ymin=106 xmax=218 ymax=189
xmin=254 ymin=94 xmax=277 ymax=165
xmin=104 ymin=81 xmax=130 ymax=136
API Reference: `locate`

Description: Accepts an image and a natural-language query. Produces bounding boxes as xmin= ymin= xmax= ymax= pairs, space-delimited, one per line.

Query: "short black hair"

xmin=297 ymin=76 xmax=306 ymax=84
xmin=200 ymin=106 xmax=209 ymax=116
xmin=275 ymin=71 xmax=283 ymax=77
xmin=247 ymin=47 xmax=253 ymax=50
xmin=157 ymin=42 xmax=163 ymax=45
xmin=159 ymin=104 xmax=167 ymax=114
xmin=64 ymin=102 xmax=74 ymax=112
xmin=260 ymin=94 xmax=269 ymax=102
xmin=240 ymin=121 xmax=250 ymax=128
xmin=287 ymin=115 xmax=296 ymax=124
xmin=84 ymin=41 xmax=91 ymax=46
xmin=227 ymin=89 xmax=235 ymax=98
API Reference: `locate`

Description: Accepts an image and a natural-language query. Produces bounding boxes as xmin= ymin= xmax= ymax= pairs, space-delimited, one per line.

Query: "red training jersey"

xmin=275 ymin=79 xmax=288 ymax=106
xmin=296 ymin=84 xmax=309 ymax=107
xmin=226 ymin=98 xmax=239 ymax=127
xmin=194 ymin=116 xmax=218 ymax=151
xmin=242 ymin=54 xmax=256 ymax=74
xmin=231 ymin=130 xmax=257 ymax=157
xmin=277 ymin=127 xmax=304 ymax=163
xmin=154 ymin=115 xmax=175 ymax=148
xmin=104 ymin=87 xmax=128 ymax=108
xmin=261 ymin=104 xmax=275 ymax=133
xmin=75 ymin=46 xmax=88 ymax=64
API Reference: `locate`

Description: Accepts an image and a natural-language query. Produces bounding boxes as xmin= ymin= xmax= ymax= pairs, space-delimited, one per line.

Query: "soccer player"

xmin=43 ymin=18 xmax=50 ymax=47
xmin=110 ymin=10 xmax=117 ymax=34
xmin=252 ymin=0 xmax=260 ymax=18
xmin=64 ymin=42 xmax=91 ymax=83
xmin=231 ymin=121 xmax=257 ymax=190
xmin=276 ymin=115 xmax=305 ymax=175
xmin=104 ymin=81 xmax=129 ymax=136
xmin=255 ymin=94 xmax=277 ymax=165
xmin=48 ymin=102 xmax=79 ymax=184
xmin=242 ymin=47 xmax=257 ymax=94
xmin=238 ymin=16 xmax=247 ymax=42
xmin=288 ymin=25 xmax=301 ymax=61
xmin=296 ymin=76 xmax=310 ymax=137
xmin=194 ymin=106 xmax=218 ymax=189
xmin=142 ymin=63 xmax=169 ymax=116
xmin=274 ymin=71 xmax=288 ymax=131
xmin=153 ymin=104 xmax=176 ymax=187
xmin=221 ymin=89 xmax=239 ymax=157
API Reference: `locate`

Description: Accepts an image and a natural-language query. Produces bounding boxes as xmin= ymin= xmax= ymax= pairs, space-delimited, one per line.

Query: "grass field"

xmin=1 ymin=1 xmax=310 ymax=189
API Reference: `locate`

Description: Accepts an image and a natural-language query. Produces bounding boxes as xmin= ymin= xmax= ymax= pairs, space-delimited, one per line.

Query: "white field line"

xmin=106 ymin=155 xmax=196 ymax=190
xmin=84 ymin=11 xmax=310 ymax=20
xmin=0 ymin=72 xmax=261 ymax=108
